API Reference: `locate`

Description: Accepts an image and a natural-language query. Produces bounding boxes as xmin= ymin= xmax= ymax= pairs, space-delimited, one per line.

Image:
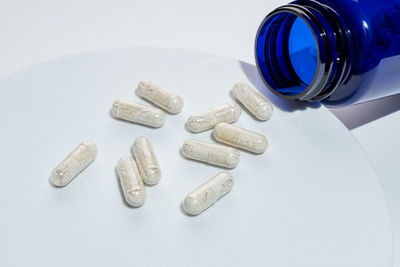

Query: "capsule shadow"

xmin=48 ymin=177 xmax=64 ymax=189
xmin=329 ymin=93 xmax=400 ymax=130
xmin=184 ymin=122 xmax=195 ymax=133
xmin=180 ymin=202 xmax=195 ymax=217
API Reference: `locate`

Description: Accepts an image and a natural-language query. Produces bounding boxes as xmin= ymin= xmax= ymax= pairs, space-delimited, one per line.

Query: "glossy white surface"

xmin=183 ymin=172 xmax=234 ymax=216
xmin=0 ymin=48 xmax=392 ymax=267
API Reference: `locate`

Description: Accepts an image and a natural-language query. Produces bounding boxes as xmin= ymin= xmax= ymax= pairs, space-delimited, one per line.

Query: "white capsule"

xmin=183 ymin=172 xmax=234 ymax=216
xmin=213 ymin=122 xmax=268 ymax=154
xmin=182 ymin=139 xmax=240 ymax=168
xmin=232 ymin=82 xmax=273 ymax=120
xmin=111 ymin=99 xmax=165 ymax=128
xmin=116 ymin=156 xmax=146 ymax=207
xmin=132 ymin=136 xmax=161 ymax=185
xmin=50 ymin=141 xmax=97 ymax=187
xmin=187 ymin=102 xmax=241 ymax=132
xmin=137 ymin=81 xmax=184 ymax=114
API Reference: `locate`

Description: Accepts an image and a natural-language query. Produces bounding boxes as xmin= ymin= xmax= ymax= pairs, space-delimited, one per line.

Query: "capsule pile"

xmin=116 ymin=136 xmax=161 ymax=207
xmin=49 ymin=81 xmax=273 ymax=216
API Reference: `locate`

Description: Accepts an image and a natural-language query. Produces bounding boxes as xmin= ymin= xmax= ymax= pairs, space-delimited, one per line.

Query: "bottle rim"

xmin=255 ymin=3 xmax=350 ymax=101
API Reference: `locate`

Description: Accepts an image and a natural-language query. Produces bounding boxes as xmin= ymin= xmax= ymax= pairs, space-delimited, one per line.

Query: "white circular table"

xmin=0 ymin=47 xmax=392 ymax=266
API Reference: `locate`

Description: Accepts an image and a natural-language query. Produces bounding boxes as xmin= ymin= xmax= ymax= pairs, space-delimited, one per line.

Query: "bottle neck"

xmin=255 ymin=0 xmax=351 ymax=102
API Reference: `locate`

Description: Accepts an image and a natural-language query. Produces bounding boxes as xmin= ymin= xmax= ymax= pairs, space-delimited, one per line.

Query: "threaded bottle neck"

xmin=255 ymin=0 xmax=351 ymax=101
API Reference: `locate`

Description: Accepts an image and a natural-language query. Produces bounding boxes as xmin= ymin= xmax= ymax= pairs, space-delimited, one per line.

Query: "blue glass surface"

xmin=255 ymin=0 xmax=400 ymax=106
xmin=320 ymin=0 xmax=400 ymax=106
xmin=255 ymin=12 xmax=318 ymax=96
xmin=289 ymin=17 xmax=318 ymax=86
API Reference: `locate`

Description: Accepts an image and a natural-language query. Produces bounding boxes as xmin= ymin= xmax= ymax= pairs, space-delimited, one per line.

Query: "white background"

xmin=0 ymin=0 xmax=399 ymax=265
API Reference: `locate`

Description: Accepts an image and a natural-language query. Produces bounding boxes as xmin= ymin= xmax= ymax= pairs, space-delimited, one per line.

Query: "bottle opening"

xmin=255 ymin=4 xmax=350 ymax=102
xmin=255 ymin=10 xmax=321 ymax=98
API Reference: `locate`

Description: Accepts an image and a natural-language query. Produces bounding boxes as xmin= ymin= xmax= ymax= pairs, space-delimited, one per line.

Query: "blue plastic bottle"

xmin=255 ymin=0 xmax=400 ymax=107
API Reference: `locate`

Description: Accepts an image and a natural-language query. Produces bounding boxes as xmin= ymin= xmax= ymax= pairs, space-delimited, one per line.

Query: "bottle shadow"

xmin=329 ymin=93 xmax=400 ymax=130
xmin=239 ymin=61 xmax=321 ymax=112
xmin=240 ymin=60 xmax=400 ymax=129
